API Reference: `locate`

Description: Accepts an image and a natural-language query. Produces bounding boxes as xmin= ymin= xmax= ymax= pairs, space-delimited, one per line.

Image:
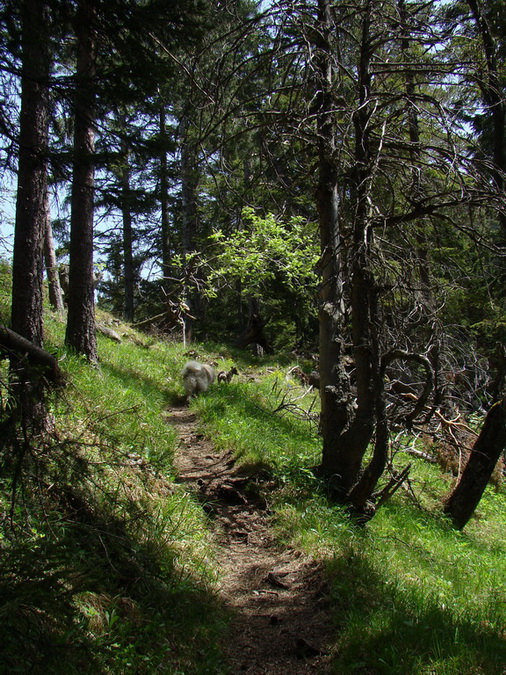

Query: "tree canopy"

xmin=1 ymin=0 xmax=505 ymax=525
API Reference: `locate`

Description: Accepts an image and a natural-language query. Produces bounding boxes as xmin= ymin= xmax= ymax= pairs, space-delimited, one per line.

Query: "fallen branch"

xmin=96 ymin=323 xmax=121 ymax=343
xmin=375 ymin=464 xmax=412 ymax=508
xmin=434 ymin=410 xmax=479 ymax=437
xmin=402 ymin=447 xmax=438 ymax=463
xmin=382 ymin=349 xmax=434 ymax=427
xmin=0 ymin=325 xmax=65 ymax=386
xmin=132 ymin=312 xmax=167 ymax=329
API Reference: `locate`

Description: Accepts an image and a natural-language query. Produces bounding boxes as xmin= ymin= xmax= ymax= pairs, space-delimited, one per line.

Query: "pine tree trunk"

xmin=11 ymin=0 xmax=49 ymax=346
xmin=121 ymin=143 xmax=135 ymax=323
xmin=44 ymin=192 xmax=65 ymax=314
xmin=443 ymin=399 xmax=506 ymax=530
xmin=10 ymin=0 xmax=50 ymax=425
xmin=317 ymin=0 xmax=383 ymax=504
xmin=465 ymin=0 xmax=506 ymax=237
xmin=314 ymin=0 xmax=351 ymax=482
xmin=160 ymin=105 xmax=171 ymax=285
xmin=158 ymin=106 xmax=183 ymax=330
xmin=65 ymin=0 xmax=98 ymax=362
xmin=180 ymin=112 xmax=199 ymax=342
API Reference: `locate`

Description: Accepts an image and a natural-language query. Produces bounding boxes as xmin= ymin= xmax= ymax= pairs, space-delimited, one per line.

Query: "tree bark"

xmin=10 ymin=0 xmax=51 ymax=424
xmin=399 ymin=0 xmax=433 ymax=305
xmin=465 ymin=0 xmax=506 ymax=237
xmin=443 ymin=399 xmax=506 ymax=530
xmin=65 ymin=0 xmax=98 ymax=362
xmin=11 ymin=0 xmax=50 ymax=347
xmin=160 ymin=104 xmax=172 ymax=286
xmin=179 ymin=111 xmax=200 ymax=342
xmin=121 ymin=141 xmax=135 ymax=323
xmin=318 ymin=0 xmax=384 ymax=503
xmin=43 ymin=192 xmax=65 ymax=314
xmin=314 ymin=0 xmax=350 ymax=481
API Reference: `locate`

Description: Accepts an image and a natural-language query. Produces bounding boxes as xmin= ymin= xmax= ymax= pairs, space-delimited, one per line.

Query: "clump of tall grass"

xmin=194 ymin=364 xmax=320 ymax=473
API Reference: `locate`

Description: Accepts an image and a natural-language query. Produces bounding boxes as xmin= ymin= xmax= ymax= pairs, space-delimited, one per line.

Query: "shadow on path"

xmin=165 ymin=404 xmax=335 ymax=674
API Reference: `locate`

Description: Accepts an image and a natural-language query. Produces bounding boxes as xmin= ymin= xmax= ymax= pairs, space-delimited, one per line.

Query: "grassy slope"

xmin=0 ymin=304 xmax=505 ymax=674
xmin=192 ymin=358 xmax=506 ymax=674
xmin=1 ymin=311 xmax=228 ymax=674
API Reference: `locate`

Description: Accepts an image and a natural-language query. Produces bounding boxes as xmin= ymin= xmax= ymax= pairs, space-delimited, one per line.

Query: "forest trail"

xmin=166 ymin=404 xmax=335 ymax=674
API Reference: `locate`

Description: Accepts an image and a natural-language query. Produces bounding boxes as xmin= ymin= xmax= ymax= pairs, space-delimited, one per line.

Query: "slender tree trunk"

xmin=398 ymin=0 xmax=432 ymax=304
xmin=314 ymin=0 xmax=350 ymax=480
xmin=159 ymin=105 xmax=181 ymax=329
xmin=121 ymin=142 xmax=135 ymax=322
xmin=43 ymin=190 xmax=65 ymax=314
xmin=10 ymin=0 xmax=50 ymax=424
xmin=65 ymin=0 xmax=98 ymax=362
xmin=160 ymin=105 xmax=171 ymax=285
xmin=443 ymin=399 xmax=506 ymax=529
xmin=466 ymin=0 xmax=506 ymax=237
xmin=180 ymin=112 xmax=200 ymax=342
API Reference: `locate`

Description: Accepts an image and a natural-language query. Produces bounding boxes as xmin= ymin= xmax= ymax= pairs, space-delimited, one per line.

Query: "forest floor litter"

xmin=167 ymin=403 xmax=335 ymax=674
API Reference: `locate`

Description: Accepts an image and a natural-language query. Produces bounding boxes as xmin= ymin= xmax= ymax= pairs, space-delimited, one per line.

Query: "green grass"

xmin=321 ymin=502 xmax=506 ymax=674
xmin=0 ymin=312 xmax=229 ymax=674
xmin=1 ymin=305 xmax=505 ymax=674
xmin=195 ymin=369 xmax=320 ymax=471
xmin=191 ymin=360 xmax=506 ymax=674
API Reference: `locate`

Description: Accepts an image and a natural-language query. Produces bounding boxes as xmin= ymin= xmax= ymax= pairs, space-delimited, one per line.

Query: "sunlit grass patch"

xmin=187 ymin=355 xmax=506 ymax=674
xmin=53 ymin=337 xmax=180 ymax=472
xmin=194 ymin=368 xmax=320 ymax=476
xmin=307 ymin=489 xmax=506 ymax=673
xmin=272 ymin=475 xmax=506 ymax=673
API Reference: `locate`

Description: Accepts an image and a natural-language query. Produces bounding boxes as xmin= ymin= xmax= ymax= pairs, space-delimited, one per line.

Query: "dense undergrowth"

xmin=0 ymin=302 xmax=505 ymax=673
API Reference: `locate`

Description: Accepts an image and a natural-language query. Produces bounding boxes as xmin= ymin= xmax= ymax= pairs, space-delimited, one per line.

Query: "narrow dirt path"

xmin=167 ymin=405 xmax=335 ymax=675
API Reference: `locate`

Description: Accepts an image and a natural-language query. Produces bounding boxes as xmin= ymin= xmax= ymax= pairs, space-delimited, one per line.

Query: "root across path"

xmin=167 ymin=405 xmax=334 ymax=674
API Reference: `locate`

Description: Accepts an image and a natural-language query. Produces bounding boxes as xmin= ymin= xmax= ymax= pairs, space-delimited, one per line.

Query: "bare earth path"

xmin=167 ymin=405 xmax=335 ymax=675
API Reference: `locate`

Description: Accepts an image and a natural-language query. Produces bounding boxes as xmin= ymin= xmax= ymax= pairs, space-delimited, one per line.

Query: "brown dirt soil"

xmin=167 ymin=404 xmax=336 ymax=674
